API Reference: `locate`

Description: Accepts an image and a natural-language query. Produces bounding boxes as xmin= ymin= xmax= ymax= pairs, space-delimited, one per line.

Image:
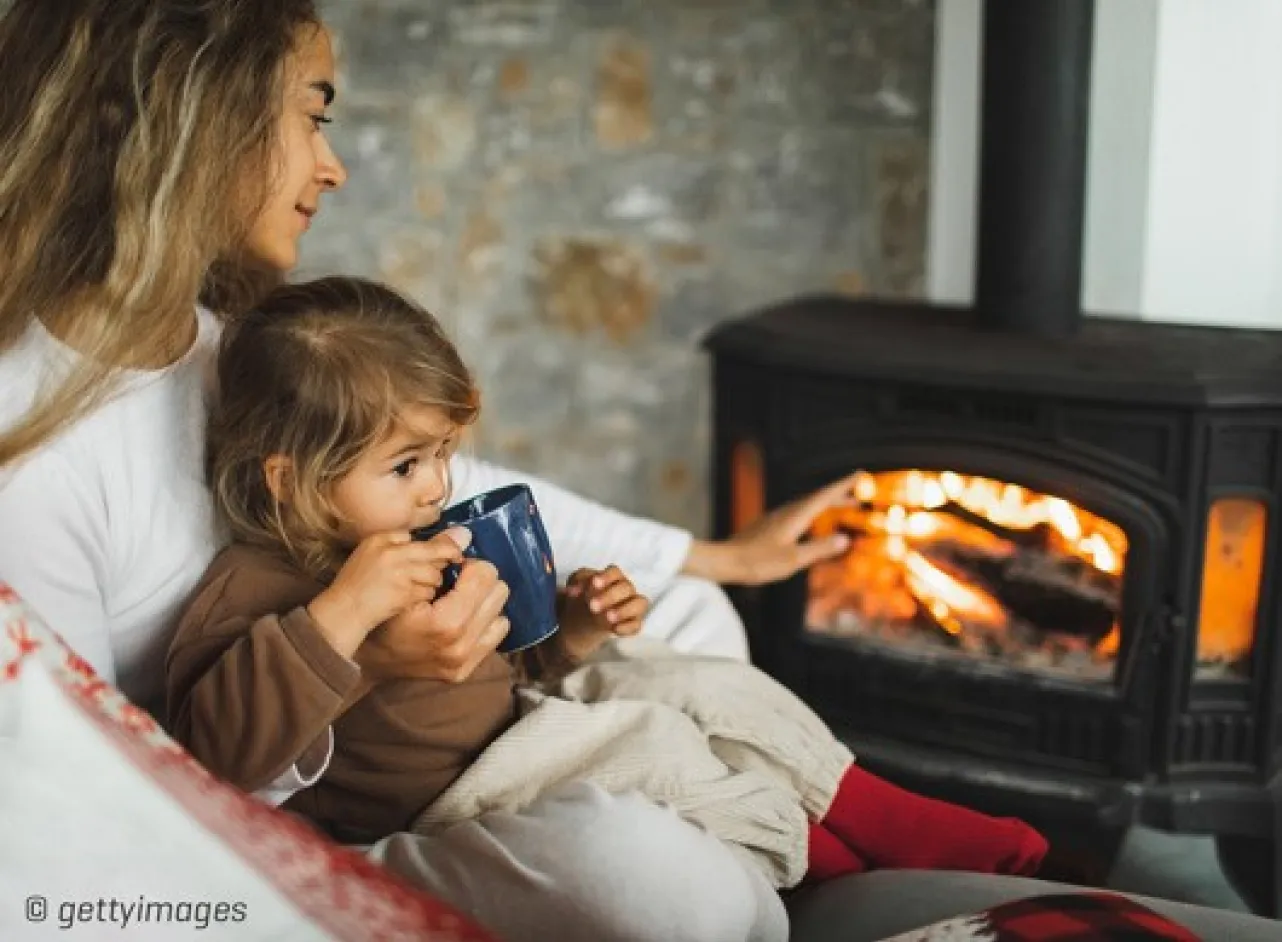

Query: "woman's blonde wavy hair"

xmin=208 ymin=277 xmax=480 ymax=580
xmin=0 ymin=0 xmax=321 ymax=467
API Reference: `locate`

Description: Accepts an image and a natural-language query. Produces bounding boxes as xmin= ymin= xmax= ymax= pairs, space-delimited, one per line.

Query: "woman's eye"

xmin=310 ymin=114 xmax=333 ymax=130
xmin=392 ymin=458 xmax=417 ymax=478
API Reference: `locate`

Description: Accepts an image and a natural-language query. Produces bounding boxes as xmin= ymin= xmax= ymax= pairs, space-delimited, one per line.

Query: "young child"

xmin=167 ymin=277 xmax=1047 ymax=889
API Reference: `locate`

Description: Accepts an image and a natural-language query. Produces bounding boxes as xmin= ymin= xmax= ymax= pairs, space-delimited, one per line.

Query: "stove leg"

xmin=1037 ymin=824 xmax=1126 ymax=888
xmin=1217 ymin=771 xmax=1282 ymax=917
xmin=1216 ymin=835 xmax=1275 ymax=918
xmin=1277 ymin=831 xmax=1282 ymax=921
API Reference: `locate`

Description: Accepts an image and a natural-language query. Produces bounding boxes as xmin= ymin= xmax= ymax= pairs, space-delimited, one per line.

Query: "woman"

xmin=0 ymin=3 xmax=850 ymax=940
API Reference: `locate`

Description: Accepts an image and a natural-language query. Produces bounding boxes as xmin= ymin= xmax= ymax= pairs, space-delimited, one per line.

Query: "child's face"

xmin=330 ymin=406 xmax=460 ymax=542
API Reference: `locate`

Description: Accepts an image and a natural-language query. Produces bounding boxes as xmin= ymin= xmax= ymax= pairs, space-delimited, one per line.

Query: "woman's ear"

xmin=263 ymin=455 xmax=294 ymax=504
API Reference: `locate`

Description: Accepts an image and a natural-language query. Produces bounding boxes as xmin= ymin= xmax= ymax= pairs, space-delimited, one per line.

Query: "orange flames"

xmin=728 ymin=442 xmax=1264 ymax=677
xmin=846 ymin=470 xmax=1127 ymax=575
xmin=802 ymin=470 xmax=1128 ymax=667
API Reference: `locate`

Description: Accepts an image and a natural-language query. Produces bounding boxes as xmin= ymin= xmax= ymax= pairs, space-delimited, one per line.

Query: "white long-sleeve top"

xmin=0 ymin=312 xmax=693 ymax=789
xmin=450 ymin=458 xmax=691 ymax=601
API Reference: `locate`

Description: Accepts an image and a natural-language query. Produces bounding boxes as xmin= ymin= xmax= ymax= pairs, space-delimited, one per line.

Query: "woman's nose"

xmin=317 ymin=138 xmax=347 ymax=191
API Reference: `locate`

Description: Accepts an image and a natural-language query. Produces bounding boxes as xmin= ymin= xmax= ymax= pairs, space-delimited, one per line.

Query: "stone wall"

xmin=305 ymin=0 xmax=935 ymax=533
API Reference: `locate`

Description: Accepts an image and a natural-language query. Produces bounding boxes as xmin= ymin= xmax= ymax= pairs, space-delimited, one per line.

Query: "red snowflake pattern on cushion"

xmin=3 ymin=617 xmax=40 ymax=681
xmin=0 ymin=581 xmax=498 ymax=942
xmin=884 ymin=892 xmax=1202 ymax=941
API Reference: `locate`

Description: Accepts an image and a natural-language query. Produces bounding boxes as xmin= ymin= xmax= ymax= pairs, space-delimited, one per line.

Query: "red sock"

xmin=820 ymin=765 xmax=1048 ymax=875
xmin=804 ymin=822 xmax=868 ymax=885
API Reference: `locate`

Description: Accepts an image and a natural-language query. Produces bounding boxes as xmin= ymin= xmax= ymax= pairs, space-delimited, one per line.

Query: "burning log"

xmin=935 ymin=502 xmax=1055 ymax=551
xmin=914 ymin=599 xmax=968 ymax=648
xmin=925 ymin=541 xmax=1118 ymax=643
xmin=806 ymin=469 xmax=1131 ymax=679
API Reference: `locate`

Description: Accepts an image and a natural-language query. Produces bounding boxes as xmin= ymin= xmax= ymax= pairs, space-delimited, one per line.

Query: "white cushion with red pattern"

xmin=0 ymin=582 xmax=498 ymax=942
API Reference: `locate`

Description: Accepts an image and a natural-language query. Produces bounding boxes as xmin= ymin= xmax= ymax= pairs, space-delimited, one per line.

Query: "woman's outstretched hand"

xmin=684 ymin=472 xmax=858 ymax=586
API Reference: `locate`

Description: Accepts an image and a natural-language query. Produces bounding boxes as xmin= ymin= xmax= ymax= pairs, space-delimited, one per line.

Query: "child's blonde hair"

xmin=208 ymin=277 xmax=479 ymax=578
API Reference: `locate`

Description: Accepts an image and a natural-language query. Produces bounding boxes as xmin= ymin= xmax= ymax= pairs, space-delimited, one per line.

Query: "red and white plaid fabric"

xmin=0 ymin=581 xmax=498 ymax=942
xmin=884 ymin=891 xmax=1202 ymax=941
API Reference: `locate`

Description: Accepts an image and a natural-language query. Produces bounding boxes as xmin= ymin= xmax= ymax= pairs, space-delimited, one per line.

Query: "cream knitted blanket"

xmin=411 ymin=638 xmax=853 ymax=888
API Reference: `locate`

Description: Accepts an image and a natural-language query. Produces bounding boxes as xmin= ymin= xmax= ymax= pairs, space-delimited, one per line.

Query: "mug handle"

xmin=439 ymin=543 xmax=479 ymax=594
xmin=411 ymin=525 xmax=476 ymax=596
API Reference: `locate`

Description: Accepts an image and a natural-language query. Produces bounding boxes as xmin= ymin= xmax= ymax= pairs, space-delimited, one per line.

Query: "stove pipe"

xmin=975 ymin=0 xmax=1095 ymax=338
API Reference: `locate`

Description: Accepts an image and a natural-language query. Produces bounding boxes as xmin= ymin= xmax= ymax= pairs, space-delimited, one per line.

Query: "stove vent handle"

xmin=1117 ymin=604 xmax=1183 ymax=695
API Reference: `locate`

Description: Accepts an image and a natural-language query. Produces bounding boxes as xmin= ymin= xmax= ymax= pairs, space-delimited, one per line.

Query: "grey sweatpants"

xmin=369 ymin=781 xmax=788 ymax=942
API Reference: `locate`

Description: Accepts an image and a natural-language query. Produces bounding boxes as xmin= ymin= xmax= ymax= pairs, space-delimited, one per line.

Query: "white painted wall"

xmin=1081 ymin=0 xmax=1157 ymax=319
xmin=924 ymin=0 xmax=982 ymax=307
xmin=927 ymin=0 xmax=1282 ymax=329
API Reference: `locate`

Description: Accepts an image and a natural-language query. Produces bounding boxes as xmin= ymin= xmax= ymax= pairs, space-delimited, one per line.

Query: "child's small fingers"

xmin=612 ymin=616 xmax=645 ymax=638
xmin=405 ymin=538 xmax=463 ymax=567
xmin=612 ymin=596 xmax=649 ymax=623
xmin=591 ymin=565 xmax=626 ymax=590
xmin=412 ymin=567 xmax=444 ymax=587
xmin=589 ymin=581 xmax=635 ymax=613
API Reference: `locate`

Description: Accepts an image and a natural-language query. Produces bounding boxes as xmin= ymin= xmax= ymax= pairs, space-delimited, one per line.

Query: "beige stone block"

xmin=534 ymin=237 xmax=654 ymax=341
xmin=411 ymin=94 xmax=477 ymax=170
xmin=834 ymin=271 xmax=866 ymax=296
xmin=657 ymin=242 xmax=709 ymax=267
xmin=414 ymin=183 xmax=448 ymax=219
xmin=378 ymin=229 xmax=447 ymax=293
xmin=595 ymin=39 xmax=653 ymax=149
xmin=498 ymin=57 xmax=531 ymax=99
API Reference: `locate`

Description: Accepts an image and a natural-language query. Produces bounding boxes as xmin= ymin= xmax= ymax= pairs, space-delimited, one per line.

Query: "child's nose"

xmin=419 ymin=462 xmax=449 ymax=506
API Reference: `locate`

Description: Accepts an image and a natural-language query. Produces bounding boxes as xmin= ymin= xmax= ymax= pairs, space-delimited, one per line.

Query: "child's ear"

xmin=263 ymin=455 xmax=294 ymax=505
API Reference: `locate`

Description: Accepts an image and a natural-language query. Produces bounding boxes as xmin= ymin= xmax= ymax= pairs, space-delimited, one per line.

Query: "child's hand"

xmin=308 ymin=528 xmax=469 ymax=658
xmin=557 ymin=565 xmax=649 ymax=661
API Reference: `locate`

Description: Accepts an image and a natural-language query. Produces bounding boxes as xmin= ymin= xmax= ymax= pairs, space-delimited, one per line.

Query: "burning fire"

xmin=726 ymin=448 xmax=1261 ymax=678
xmin=805 ymin=470 xmax=1128 ymax=666
xmin=857 ymin=470 xmax=1127 ymax=575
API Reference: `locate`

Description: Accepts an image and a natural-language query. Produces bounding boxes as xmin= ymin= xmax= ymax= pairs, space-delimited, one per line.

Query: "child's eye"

xmin=392 ymin=458 xmax=417 ymax=478
xmin=435 ymin=437 xmax=455 ymax=460
xmin=310 ymin=114 xmax=333 ymax=130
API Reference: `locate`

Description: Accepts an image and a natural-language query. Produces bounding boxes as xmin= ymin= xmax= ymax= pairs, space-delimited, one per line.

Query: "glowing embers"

xmin=807 ymin=470 xmax=1128 ymax=681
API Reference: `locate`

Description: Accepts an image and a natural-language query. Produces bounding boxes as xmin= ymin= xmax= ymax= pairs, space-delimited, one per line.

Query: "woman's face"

xmin=243 ymin=25 xmax=347 ymax=272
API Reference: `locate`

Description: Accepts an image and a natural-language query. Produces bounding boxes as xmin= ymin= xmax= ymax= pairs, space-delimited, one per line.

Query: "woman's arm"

xmin=0 ymin=453 xmax=115 ymax=680
xmin=453 ymin=456 xmax=858 ymax=590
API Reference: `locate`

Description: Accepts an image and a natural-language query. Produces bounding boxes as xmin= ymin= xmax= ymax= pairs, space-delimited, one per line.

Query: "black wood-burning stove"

xmin=703 ymin=1 xmax=1282 ymax=912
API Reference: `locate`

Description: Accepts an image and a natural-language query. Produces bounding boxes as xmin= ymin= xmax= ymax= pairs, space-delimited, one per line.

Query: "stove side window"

xmin=1196 ymin=498 xmax=1266 ymax=681
xmin=730 ymin=440 xmax=766 ymax=534
xmin=805 ymin=470 xmax=1126 ymax=683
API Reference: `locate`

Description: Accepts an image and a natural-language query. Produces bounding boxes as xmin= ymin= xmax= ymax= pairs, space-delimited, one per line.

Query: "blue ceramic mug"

xmin=412 ymin=483 xmax=558 ymax=653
